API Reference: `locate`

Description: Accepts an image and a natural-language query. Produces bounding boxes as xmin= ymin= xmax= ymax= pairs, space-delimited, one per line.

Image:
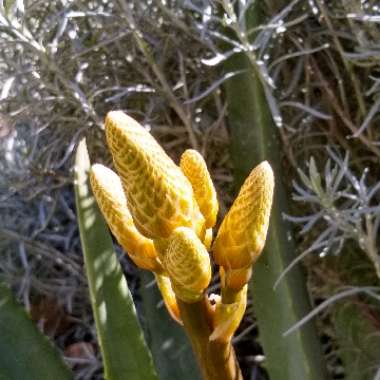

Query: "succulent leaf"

xmin=212 ymin=161 xmax=274 ymax=282
xmin=165 ymin=227 xmax=211 ymax=303
xmin=180 ymin=149 xmax=219 ymax=228
xmin=90 ymin=164 xmax=162 ymax=272
xmin=105 ymin=111 xmax=205 ymax=240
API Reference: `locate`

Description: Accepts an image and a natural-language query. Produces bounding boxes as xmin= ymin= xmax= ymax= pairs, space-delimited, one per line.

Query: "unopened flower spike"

xmin=180 ymin=149 xmax=219 ymax=229
xmin=105 ymin=111 xmax=205 ymax=241
xmin=90 ymin=164 xmax=162 ymax=272
xmin=164 ymin=227 xmax=211 ymax=303
xmin=212 ymin=161 xmax=274 ymax=290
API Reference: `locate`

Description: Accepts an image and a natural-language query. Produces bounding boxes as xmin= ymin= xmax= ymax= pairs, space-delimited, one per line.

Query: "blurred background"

xmin=0 ymin=1 xmax=380 ymax=379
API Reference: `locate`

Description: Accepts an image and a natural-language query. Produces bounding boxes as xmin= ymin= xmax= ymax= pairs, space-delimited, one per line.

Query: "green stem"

xmin=177 ymin=297 xmax=243 ymax=380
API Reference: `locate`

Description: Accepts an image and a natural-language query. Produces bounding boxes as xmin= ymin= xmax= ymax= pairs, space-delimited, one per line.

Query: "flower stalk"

xmin=177 ymin=297 xmax=243 ymax=380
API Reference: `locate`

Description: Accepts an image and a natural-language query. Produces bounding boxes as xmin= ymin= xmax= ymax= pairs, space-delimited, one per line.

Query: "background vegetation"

xmin=0 ymin=1 xmax=379 ymax=379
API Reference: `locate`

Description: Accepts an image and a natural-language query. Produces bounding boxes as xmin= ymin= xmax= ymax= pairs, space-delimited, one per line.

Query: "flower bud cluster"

xmin=90 ymin=111 xmax=273 ymax=336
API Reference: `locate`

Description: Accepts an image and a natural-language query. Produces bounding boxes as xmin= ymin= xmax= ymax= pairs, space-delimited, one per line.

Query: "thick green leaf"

xmin=0 ymin=283 xmax=73 ymax=380
xmin=139 ymin=271 xmax=201 ymax=380
xmin=74 ymin=139 xmax=158 ymax=380
xmin=222 ymin=3 xmax=327 ymax=380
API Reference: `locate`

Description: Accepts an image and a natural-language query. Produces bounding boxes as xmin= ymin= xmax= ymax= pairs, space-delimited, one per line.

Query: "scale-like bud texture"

xmin=212 ymin=161 xmax=274 ymax=271
xmin=90 ymin=164 xmax=162 ymax=272
xmin=180 ymin=149 xmax=219 ymax=228
xmin=105 ymin=111 xmax=205 ymax=240
xmin=165 ymin=227 xmax=211 ymax=303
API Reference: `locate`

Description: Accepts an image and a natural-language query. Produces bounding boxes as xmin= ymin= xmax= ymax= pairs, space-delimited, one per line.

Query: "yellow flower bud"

xmin=164 ymin=227 xmax=211 ymax=303
xmin=90 ymin=164 xmax=162 ymax=272
xmin=180 ymin=149 xmax=219 ymax=228
xmin=212 ymin=161 xmax=274 ymax=285
xmin=105 ymin=111 xmax=205 ymax=240
xmin=154 ymin=228 xmax=212 ymax=265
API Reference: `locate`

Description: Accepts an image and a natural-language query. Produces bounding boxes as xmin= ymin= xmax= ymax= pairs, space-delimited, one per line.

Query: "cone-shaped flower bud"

xmin=105 ymin=111 xmax=205 ymax=240
xmin=90 ymin=164 xmax=162 ymax=272
xmin=180 ymin=149 xmax=219 ymax=229
xmin=212 ymin=161 xmax=274 ymax=284
xmin=165 ymin=227 xmax=211 ymax=303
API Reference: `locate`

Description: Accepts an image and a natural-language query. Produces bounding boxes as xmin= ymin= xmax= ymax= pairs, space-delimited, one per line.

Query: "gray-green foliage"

xmin=286 ymin=150 xmax=380 ymax=280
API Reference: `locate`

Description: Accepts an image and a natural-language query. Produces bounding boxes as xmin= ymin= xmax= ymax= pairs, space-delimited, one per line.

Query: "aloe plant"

xmin=0 ymin=283 xmax=73 ymax=380
xmin=87 ymin=110 xmax=275 ymax=380
xmin=221 ymin=2 xmax=327 ymax=380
